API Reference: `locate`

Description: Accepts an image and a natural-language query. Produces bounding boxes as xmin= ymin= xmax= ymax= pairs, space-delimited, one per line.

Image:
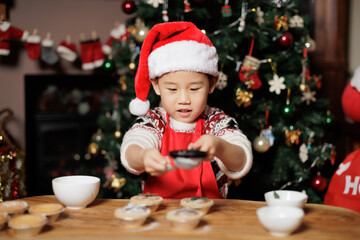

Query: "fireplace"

xmin=25 ymin=74 xmax=116 ymax=196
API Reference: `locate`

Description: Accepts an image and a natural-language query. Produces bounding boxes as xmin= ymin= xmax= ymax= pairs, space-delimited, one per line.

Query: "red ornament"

xmin=278 ymin=32 xmax=293 ymax=48
xmin=311 ymin=173 xmax=327 ymax=192
xmin=122 ymin=0 xmax=136 ymax=14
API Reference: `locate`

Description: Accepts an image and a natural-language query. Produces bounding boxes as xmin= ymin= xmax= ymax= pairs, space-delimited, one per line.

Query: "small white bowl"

xmin=52 ymin=175 xmax=100 ymax=209
xmin=264 ymin=190 xmax=308 ymax=208
xmin=257 ymin=206 xmax=304 ymax=237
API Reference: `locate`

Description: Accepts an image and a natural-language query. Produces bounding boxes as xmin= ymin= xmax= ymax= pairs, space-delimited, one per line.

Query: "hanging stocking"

xmin=102 ymin=23 xmax=127 ymax=55
xmin=162 ymin=0 xmax=169 ymax=22
xmin=41 ymin=32 xmax=59 ymax=65
xmin=25 ymin=29 xmax=41 ymax=60
xmin=80 ymin=31 xmax=105 ymax=70
xmin=0 ymin=20 xmax=28 ymax=56
xmin=57 ymin=35 xmax=77 ymax=62
xmin=238 ymin=39 xmax=262 ymax=90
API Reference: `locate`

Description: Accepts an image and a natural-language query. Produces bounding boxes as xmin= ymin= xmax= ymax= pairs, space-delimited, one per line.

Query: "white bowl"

xmin=52 ymin=175 xmax=100 ymax=209
xmin=264 ymin=190 xmax=308 ymax=208
xmin=257 ymin=206 xmax=304 ymax=237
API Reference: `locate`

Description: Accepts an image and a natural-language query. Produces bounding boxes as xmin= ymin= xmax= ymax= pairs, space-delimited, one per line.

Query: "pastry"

xmin=0 ymin=200 xmax=28 ymax=215
xmin=130 ymin=194 xmax=163 ymax=213
xmin=166 ymin=207 xmax=204 ymax=231
xmin=114 ymin=203 xmax=151 ymax=228
xmin=180 ymin=197 xmax=214 ymax=214
xmin=29 ymin=203 xmax=64 ymax=223
xmin=8 ymin=214 xmax=47 ymax=238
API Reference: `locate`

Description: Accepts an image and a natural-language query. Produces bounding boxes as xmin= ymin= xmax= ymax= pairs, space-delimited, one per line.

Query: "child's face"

xmin=151 ymin=71 xmax=216 ymax=123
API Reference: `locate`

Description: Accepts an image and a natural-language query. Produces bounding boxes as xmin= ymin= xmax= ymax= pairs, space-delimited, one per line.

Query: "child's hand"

xmin=142 ymin=148 xmax=171 ymax=176
xmin=188 ymin=134 xmax=219 ymax=161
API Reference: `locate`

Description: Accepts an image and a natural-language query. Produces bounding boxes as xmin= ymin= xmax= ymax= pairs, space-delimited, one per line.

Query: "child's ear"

xmin=150 ymin=78 xmax=161 ymax=95
xmin=209 ymin=76 xmax=219 ymax=94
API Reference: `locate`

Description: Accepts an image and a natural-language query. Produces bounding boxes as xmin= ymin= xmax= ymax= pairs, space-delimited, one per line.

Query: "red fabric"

xmin=0 ymin=23 xmax=26 ymax=55
xmin=143 ymin=115 xmax=223 ymax=199
xmin=324 ymin=149 xmax=360 ymax=213
xmin=341 ymin=82 xmax=360 ymax=122
xmin=25 ymin=42 xmax=41 ymax=60
xmin=238 ymin=67 xmax=262 ymax=90
xmin=80 ymin=39 xmax=105 ymax=70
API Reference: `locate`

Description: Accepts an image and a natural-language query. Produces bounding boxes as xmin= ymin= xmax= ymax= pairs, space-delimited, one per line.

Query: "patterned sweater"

xmin=120 ymin=106 xmax=253 ymax=198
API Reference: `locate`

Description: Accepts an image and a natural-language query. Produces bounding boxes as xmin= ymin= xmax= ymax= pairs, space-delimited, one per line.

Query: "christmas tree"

xmin=87 ymin=0 xmax=335 ymax=202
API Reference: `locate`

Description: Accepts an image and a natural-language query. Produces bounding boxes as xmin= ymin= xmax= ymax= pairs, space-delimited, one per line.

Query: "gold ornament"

xmin=299 ymin=83 xmax=308 ymax=92
xmin=88 ymin=142 xmax=99 ymax=155
xmin=235 ymin=88 xmax=253 ymax=107
xmin=118 ymin=76 xmax=127 ymax=92
xmin=110 ymin=175 xmax=126 ymax=192
xmin=253 ymin=135 xmax=270 ymax=153
xmin=114 ymin=130 xmax=122 ymax=139
xmin=274 ymin=15 xmax=289 ymax=31
xmin=285 ymin=129 xmax=301 ymax=146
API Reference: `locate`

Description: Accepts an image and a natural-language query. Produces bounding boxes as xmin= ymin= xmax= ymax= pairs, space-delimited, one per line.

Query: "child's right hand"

xmin=142 ymin=148 xmax=171 ymax=176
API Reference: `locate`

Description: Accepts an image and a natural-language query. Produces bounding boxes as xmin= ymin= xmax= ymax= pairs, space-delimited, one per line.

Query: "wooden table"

xmin=0 ymin=195 xmax=359 ymax=239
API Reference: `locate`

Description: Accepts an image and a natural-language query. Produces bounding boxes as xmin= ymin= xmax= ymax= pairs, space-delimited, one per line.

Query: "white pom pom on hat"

xmin=129 ymin=21 xmax=219 ymax=116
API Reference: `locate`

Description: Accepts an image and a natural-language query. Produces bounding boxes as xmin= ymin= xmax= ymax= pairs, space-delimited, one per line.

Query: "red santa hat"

xmin=57 ymin=40 xmax=77 ymax=62
xmin=341 ymin=66 xmax=360 ymax=122
xmin=129 ymin=21 xmax=219 ymax=116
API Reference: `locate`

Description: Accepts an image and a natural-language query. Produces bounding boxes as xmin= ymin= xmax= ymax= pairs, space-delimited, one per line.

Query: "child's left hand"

xmin=187 ymin=134 xmax=219 ymax=161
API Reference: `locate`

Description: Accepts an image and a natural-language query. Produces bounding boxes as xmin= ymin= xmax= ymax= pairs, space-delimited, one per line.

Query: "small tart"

xmin=180 ymin=197 xmax=214 ymax=209
xmin=166 ymin=208 xmax=204 ymax=222
xmin=130 ymin=194 xmax=163 ymax=205
xmin=29 ymin=203 xmax=64 ymax=215
xmin=0 ymin=212 xmax=8 ymax=223
xmin=0 ymin=200 xmax=28 ymax=214
xmin=8 ymin=214 xmax=47 ymax=229
xmin=114 ymin=203 xmax=151 ymax=220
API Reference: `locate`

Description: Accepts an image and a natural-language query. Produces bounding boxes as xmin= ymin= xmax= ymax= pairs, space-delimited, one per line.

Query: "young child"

xmin=120 ymin=22 xmax=253 ymax=199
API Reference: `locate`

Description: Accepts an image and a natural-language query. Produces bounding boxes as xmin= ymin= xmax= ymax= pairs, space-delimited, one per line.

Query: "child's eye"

xmin=190 ymin=88 xmax=200 ymax=91
xmin=168 ymin=88 xmax=177 ymax=92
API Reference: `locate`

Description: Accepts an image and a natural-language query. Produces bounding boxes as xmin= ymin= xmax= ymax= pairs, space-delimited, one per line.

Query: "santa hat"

xmin=341 ymin=66 xmax=360 ymax=122
xmin=57 ymin=40 xmax=77 ymax=62
xmin=324 ymin=149 xmax=360 ymax=213
xmin=129 ymin=21 xmax=219 ymax=116
xmin=102 ymin=23 xmax=127 ymax=55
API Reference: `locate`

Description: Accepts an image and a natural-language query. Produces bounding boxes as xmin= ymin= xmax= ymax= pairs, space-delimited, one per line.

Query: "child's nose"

xmin=178 ymin=90 xmax=190 ymax=104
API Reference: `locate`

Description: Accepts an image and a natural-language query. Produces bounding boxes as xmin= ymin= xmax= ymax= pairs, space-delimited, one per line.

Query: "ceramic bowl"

xmin=29 ymin=203 xmax=65 ymax=223
xmin=264 ymin=190 xmax=308 ymax=208
xmin=52 ymin=175 xmax=100 ymax=209
xmin=7 ymin=214 xmax=48 ymax=238
xmin=170 ymin=150 xmax=206 ymax=169
xmin=257 ymin=206 xmax=304 ymax=237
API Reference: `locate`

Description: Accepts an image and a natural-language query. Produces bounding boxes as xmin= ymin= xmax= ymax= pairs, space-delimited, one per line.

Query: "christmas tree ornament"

xmin=289 ymin=14 xmax=304 ymax=28
xmin=253 ymin=135 xmax=270 ymax=153
xmin=40 ymin=32 xmax=59 ymax=65
xmin=235 ymin=88 xmax=253 ymax=107
xmin=299 ymin=48 xmax=309 ymax=92
xmin=57 ymin=35 xmax=77 ymax=62
xmin=184 ymin=0 xmax=192 ymax=12
xmin=299 ymin=143 xmax=308 ymax=163
xmin=221 ymin=0 xmax=232 ymax=17
xmin=255 ymin=7 xmax=264 ymax=25
xmin=238 ymin=39 xmax=262 ymax=90
xmin=216 ymin=70 xmax=228 ymax=90
xmin=114 ymin=130 xmax=122 ymax=139
xmin=238 ymin=2 xmax=248 ymax=32
xmin=285 ymin=129 xmax=301 ymax=146
xmin=162 ymin=0 xmax=169 ymax=22
xmin=311 ymin=172 xmax=327 ymax=192
xmin=0 ymin=20 xmax=28 ymax=56
xmin=111 ymin=175 xmax=126 ymax=192
xmin=79 ymin=31 xmax=105 ymax=70
xmin=301 ymin=89 xmax=316 ymax=105
xmin=268 ymin=62 xmax=286 ymax=95
xmin=326 ymin=110 xmax=333 ymax=125
xmin=133 ymin=18 xmax=149 ymax=42
xmin=25 ymin=29 xmax=41 ymax=60
xmin=341 ymin=66 xmax=360 ymax=122
xmin=260 ymin=104 xmax=275 ymax=146
xmin=104 ymin=54 xmax=114 ymax=69
xmin=305 ymin=34 xmax=316 ymax=52
xmin=102 ymin=23 xmax=128 ymax=55
xmin=146 ymin=0 xmax=164 ymax=8
xmin=122 ymin=0 xmax=136 ymax=14
xmin=119 ymin=75 xmax=128 ymax=92
xmin=312 ymin=74 xmax=323 ymax=89
xmin=92 ymin=128 xmax=103 ymax=142
xmin=88 ymin=142 xmax=99 ymax=155
xmin=274 ymin=15 xmax=288 ymax=31
xmin=278 ymin=32 xmax=293 ymax=48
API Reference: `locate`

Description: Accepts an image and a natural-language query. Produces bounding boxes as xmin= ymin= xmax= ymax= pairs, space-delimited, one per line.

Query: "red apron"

xmin=143 ymin=114 xmax=223 ymax=199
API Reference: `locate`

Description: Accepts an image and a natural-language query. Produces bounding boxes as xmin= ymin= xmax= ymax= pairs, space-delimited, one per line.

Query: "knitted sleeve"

xmin=205 ymin=107 xmax=253 ymax=180
xmin=120 ymin=109 xmax=165 ymax=175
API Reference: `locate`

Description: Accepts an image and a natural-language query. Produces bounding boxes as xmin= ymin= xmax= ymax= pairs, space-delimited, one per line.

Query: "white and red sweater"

xmin=120 ymin=106 xmax=253 ymax=198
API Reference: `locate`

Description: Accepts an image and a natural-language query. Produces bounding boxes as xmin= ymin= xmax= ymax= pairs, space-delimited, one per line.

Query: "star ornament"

xmin=301 ymin=90 xmax=316 ymax=105
xmin=269 ymin=74 xmax=286 ymax=95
